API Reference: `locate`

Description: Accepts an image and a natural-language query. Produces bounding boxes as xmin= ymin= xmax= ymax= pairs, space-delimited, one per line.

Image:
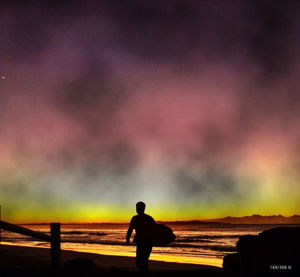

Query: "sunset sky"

xmin=0 ymin=1 xmax=299 ymax=223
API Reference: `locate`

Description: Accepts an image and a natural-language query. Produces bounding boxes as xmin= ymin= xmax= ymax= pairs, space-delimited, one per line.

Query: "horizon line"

xmin=11 ymin=213 xmax=300 ymax=225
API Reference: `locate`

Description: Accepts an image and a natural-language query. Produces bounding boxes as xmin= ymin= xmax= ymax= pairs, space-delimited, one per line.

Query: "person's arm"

xmin=126 ymin=217 xmax=134 ymax=243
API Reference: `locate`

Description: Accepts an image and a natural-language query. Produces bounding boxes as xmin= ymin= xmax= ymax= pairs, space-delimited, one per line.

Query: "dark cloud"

xmin=174 ymin=167 xmax=247 ymax=203
xmin=245 ymin=0 xmax=300 ymax=76
xmin=55 ymin=58 xmax=126 ymax=137
xmin=1 ymin=1 xmax=297 ymax=66
xmin=171 ymin=133 xmax=255 ymax=205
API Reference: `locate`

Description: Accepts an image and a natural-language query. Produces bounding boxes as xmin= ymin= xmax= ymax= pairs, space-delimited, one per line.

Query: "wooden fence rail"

xmin=0 ymin=220 xmax=51 ymax=241
xmin=0 ymin=220 xmax=61 ymax=275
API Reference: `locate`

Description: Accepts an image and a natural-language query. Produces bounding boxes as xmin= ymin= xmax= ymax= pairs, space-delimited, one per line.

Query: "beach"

xmin=1 ymin=222 xmax=265 ymax=268
xmin=1 ymin=222 xmax=288 ymax=276
xmin=0 ymin=244 xmax=222 ymax=276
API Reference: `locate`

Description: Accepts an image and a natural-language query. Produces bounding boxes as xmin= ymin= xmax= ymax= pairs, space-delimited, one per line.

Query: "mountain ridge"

xmin=203 ymin=214 xmax=300 ymax=224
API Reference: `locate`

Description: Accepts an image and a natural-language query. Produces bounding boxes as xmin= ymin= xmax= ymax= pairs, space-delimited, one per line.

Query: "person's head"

xmin=136 ymin=201 xmax=146 ymax=215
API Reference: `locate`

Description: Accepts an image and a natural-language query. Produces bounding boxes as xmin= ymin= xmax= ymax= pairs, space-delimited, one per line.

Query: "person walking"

xmin=126 ymin=201 xmax=156 ymax=272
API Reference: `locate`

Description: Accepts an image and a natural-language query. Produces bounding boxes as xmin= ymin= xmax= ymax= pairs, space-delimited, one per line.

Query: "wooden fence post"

xmin=50 ymin=223 xmax=61 ymax=275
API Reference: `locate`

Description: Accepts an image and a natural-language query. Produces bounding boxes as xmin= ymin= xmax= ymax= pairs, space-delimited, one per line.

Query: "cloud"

xmin=0 ymin=0 xmax=299 ymax=220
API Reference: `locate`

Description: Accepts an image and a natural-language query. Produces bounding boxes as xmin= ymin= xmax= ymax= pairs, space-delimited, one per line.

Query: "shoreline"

xmin=0 ymin=241 xmax=223 ymax=268
xmin=0 ymin=244 xmax=222 ymax=271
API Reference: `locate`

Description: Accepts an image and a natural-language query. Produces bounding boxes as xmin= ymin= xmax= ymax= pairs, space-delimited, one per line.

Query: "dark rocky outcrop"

xmin=223 ymin=227 xmax=300 ymax=276
xmin=223 ymin=253 xmax=241 ymax=277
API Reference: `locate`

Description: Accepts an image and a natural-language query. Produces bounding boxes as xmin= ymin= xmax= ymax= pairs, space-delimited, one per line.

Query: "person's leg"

xmin=136 ymin=242 xmax=144 ymax=271
xmin=143 ymin=241 xmax=152 ymax=271
xmin=136 ymin=241 xmax=151 ymax=272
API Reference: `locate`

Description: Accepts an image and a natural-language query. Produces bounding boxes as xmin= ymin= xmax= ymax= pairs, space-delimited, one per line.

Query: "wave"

xmin=62 ymin=231 xmax=84 ymax=235
xmin=88 ymin=232 xmax=107 ymax=236
xmin=60 ymin=239 xmax=236 ymax=252
xmin=61 ymin=239 xmax=126 ymax=246
xmin=176 ymin=238 xmax=214 ymax=243
xmin=2 ymin=236 xmax=236 ymax=253
xmin=175 ymin=234 xmax=240 ymax=243
xmin=61 ymin=231 xmax=107 ymax=236
xmin=172 ymin=243 xmax=236 ymax=252
xmin=179 ymin=235 xmax=241 ymax=239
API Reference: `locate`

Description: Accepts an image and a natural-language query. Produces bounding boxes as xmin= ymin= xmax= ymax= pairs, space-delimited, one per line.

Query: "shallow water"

xmin=1 ymin=223 xmax=297 ymax=267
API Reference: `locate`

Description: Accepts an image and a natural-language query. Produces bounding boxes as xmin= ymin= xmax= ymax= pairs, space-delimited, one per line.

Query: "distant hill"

xmin=157 ymin=220 xmax=231 ymax=226
xmin=203 ymin=215 xmax=300 ymax=224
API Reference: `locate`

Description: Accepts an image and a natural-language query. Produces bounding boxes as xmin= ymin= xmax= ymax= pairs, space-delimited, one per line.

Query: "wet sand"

xmin=0 ymin=244 xmax=223 ymax=276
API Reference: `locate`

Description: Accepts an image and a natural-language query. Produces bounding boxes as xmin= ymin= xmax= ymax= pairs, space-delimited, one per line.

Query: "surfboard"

xmin=151 ymin=224 xmax=176 ymax=246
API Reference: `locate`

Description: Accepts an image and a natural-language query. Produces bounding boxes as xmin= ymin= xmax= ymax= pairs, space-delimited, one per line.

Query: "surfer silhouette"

xmin=126 ymin=201 xmax=156 ymax=272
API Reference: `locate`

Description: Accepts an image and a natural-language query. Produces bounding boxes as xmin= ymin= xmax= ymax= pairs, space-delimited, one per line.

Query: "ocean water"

xmin=1 ymin=223 xmax=297 ymax=267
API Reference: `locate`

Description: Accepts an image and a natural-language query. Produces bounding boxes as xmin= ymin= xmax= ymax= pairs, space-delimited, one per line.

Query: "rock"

xmin=223 ymin=227 xmax=300 ymax=276
xmin=222 ymin=253 xmax=241 ymax=277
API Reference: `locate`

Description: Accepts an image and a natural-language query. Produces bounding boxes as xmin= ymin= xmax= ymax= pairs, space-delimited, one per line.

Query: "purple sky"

xmin=0 ymin=1 xmax=299 ymax=222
